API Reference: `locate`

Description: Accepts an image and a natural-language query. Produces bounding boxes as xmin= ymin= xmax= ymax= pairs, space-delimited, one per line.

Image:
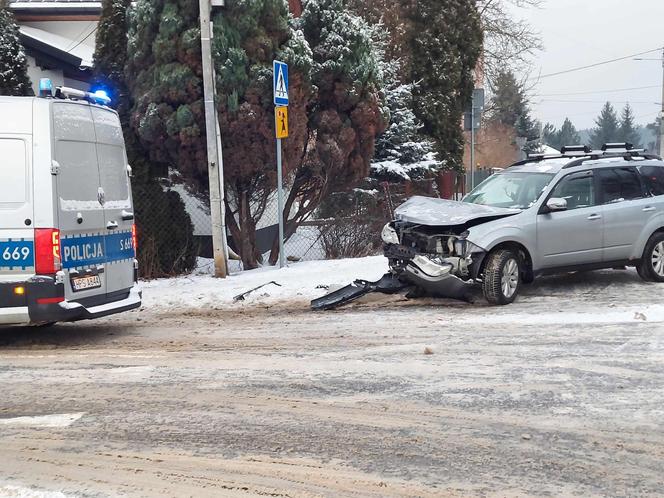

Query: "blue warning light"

xmin=39 ymin=78 xmax=53 ymax=97
xmin=92 ymin=89 xmax=111 ymax=105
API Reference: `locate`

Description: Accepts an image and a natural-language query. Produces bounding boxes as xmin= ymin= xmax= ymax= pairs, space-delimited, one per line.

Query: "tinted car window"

xmin=597 ymin=167 xmax=643 ymax=204
xmin=550 ymin=173 xmax=595 ymax=210
xmin=639 ymin=165 xmax=664 ymax=196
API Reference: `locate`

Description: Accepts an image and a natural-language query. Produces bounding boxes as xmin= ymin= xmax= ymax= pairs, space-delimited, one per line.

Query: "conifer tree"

xmin=542 ymin=123 xmax=559 ymax=150
xmin=127 ymin=0 xmax=206 ymax=185
xmin=618 ymin=103 xmax=640 ymax=147
xmin=126 ymin=0 xmax=386 ymax=268
xmin=95 ymin=0 xmax=196 ymax=277
xmin=409 ymin=0 xmax=483 ymax=170
xmin=371 ymin=75 xmax=441 ymax=181
xmin=92 ymin=0 xmax=131 ymax=119
xmin=0 ymin=0 xmax=33 ymax=96
xmin=590 ymin=102 xmax=619 ymax=149
xmin=558 ymin=118 xmax=581 ymax=148
xmin=488 ymin=70 xmax=539 ymax=153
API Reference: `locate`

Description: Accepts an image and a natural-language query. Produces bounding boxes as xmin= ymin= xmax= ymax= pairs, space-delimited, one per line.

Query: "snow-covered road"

xmin=1 ymin=257 xmax=663 ymax=497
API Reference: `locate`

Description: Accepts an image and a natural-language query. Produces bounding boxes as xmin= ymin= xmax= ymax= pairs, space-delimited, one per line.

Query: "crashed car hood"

xmin=394 ymin=196 xmax=521 ymax=226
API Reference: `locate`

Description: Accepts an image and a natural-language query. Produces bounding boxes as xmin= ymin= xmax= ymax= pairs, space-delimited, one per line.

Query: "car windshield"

xmin=464 ymin=172 xmax=555 ymax=209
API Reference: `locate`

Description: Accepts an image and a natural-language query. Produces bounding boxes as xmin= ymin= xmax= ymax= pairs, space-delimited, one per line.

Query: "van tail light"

xmin=35 ymin=228 xmax=61 ymax=275
xmin=132 ymin=223 xmax=138 ymax=256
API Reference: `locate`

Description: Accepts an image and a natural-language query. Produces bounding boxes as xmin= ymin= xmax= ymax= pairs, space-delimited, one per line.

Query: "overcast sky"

xmin=513 ymin=0 xmax=664 ymax=130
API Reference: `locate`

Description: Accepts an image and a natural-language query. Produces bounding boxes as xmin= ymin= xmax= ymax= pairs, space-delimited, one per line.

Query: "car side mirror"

xmin=546 ymin=197 xmax=568 ymax=212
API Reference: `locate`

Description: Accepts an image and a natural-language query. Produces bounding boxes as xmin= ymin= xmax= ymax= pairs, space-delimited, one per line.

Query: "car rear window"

xmin=0 ymin=138 xmax=28 ymax=204
xmin=638 ymin=165 xmax=664 ymax=197
xmin=597 ymin=167 xmax=643 ymax=204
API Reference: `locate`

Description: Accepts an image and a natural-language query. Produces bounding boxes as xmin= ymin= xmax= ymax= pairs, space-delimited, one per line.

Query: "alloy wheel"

xmin=652 ymin=242 xmax=664 ymax=277
xmin=501 ymin=258 xmax=519 ymax=298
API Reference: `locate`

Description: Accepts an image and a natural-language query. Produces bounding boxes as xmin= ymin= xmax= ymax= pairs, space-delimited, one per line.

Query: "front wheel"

xmin=637 ymin=233 xmax=664 ymax=282
xmin=483 ymin=249 xmax=522 ymax=305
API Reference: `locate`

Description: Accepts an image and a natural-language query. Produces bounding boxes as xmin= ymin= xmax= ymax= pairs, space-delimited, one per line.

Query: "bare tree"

xmin=478 ymin=0 xmax=543 ymax=83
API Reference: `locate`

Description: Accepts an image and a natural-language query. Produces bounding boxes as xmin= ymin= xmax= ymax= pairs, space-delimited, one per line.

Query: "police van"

xmin=0 ymin=80 xmax=141 ymax=326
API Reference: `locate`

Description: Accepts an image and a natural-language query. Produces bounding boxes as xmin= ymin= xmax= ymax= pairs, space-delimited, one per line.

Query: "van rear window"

xmin=0 ymin=139 xmax=28 ymax=204
xmin=97 ymin=143 xmax=130 ymax=204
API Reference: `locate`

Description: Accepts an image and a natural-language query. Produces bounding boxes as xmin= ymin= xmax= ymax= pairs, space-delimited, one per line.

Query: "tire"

xmin=637 ymin=232 xmax=664 ymax=283
xmin=482 ymin=249 xmax=522 ymax=305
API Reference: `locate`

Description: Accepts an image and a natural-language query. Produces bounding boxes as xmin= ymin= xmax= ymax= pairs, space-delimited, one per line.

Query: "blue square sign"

xmin=273 ymin=60 xmax=289 ymax=106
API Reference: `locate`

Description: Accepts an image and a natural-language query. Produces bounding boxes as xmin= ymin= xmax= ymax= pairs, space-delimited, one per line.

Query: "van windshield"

xmin=464 ymin=172 xmax=555 ymax=209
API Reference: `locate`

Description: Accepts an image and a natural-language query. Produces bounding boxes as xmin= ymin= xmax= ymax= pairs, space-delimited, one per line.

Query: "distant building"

xmin=10 ymin=1 xmax=101 ymax=94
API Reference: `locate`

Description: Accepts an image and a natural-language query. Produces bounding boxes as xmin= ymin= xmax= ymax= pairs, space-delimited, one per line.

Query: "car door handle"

xmin=587 ymin=214 xmax=602 ymax=221
xmin=121 ymin=210 xmax=135 ymax=221
xmin=643 ymin=206 xmax=656 ymax=212
xmin=106 ymin=221 xmax=119 ymax=230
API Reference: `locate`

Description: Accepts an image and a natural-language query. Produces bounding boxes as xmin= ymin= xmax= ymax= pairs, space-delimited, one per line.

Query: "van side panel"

xmin=0 ymin=98 xmax=34 ymax=324
xmin=0 ymin=100 xmax=34 ymax=276
xmin=32 ymin=99 xmax=57 ymax=229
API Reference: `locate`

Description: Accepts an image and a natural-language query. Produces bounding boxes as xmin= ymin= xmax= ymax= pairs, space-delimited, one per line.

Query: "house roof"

xmin=9 ymin=1 xmax=101 ymax=17
xmin=20 ymin=24 xmax=93 ymax=68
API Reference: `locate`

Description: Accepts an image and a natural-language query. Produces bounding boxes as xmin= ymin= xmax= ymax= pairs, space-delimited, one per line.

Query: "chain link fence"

xmin=137 ymin=170 xmax=474 ymax=277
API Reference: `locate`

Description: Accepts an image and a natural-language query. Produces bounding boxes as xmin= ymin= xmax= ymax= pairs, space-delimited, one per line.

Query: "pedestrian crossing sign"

xmin=275 ymin=106 xmax=289 ymax=139
xmin=273 ymin=60 xmax=289 ymax=106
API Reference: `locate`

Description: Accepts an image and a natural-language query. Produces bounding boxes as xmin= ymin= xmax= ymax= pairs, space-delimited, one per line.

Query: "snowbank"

xmin=142 ymin=256 xmax=388 ymax=310
xmin=142 ymin=257 xmax=664 ymax=327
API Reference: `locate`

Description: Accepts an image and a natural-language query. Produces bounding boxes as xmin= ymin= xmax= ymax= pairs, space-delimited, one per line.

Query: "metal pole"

xmin=276 ymin=138 xmax=285 ymax=268
xmin=470 ymin=94 xmax=476 ymax=190
xmin=660 ymin=47 xmax=664 ymax=157
xmin=199 ymin=0 xmax=228 ymax=278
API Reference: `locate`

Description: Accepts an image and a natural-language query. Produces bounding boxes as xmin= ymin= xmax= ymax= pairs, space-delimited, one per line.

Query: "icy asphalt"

xmin=0 ymin=266 xmax=663 ymax=497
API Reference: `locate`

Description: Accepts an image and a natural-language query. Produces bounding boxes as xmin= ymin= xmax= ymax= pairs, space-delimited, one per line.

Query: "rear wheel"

xmin=483 ymin=249 xmax=522 ymax=305
xmin=637 ymin=232 xmax=664 ymax=282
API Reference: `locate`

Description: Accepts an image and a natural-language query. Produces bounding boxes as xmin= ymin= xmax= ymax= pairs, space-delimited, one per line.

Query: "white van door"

xmin=53 ymin=102 xmax=108 ymax=301
xmin=90 ymin=107 xmax=135 ymax=297
xmin=0 ymin=136 xmax=35 ymax=278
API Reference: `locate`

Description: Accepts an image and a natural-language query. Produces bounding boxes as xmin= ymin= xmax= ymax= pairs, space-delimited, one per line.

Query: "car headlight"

xmin=381 ymin=223 xmax=399 ymax=245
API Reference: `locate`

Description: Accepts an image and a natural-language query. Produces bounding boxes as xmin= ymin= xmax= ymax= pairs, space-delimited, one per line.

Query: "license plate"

xmin=71 ymin=275 xmax=102 ymax=292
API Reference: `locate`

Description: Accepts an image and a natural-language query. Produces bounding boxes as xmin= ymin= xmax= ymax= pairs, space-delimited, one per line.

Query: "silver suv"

xmin=382 ymin=144 xmax=664 ymax=305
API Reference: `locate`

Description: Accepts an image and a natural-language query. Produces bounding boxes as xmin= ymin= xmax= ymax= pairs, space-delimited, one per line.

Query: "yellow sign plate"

xmin=275 ymin=106 xmax=289 ymax=139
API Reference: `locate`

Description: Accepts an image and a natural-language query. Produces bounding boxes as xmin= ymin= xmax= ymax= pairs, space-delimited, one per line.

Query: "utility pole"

xmin=470 ymin=93 xmax=476 ymax=191
xmin=660 ymin=47 xmax=664 ymax=157
xmin=199 ymin=0 xmax=228 ymax=278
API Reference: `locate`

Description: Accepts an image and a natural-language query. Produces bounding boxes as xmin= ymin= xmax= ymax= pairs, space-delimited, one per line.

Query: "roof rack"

xmin=510 ymin=144 xmax=596 ymax=167
xmin=602 ymin=142 xmax=633 ymax=151
xmin=509 ymin=154 xmax=565 ymax=167
xmin=561 ymin=145 xmax=591 ymax=154
xmin=509 ymin=143 xmax=662 ymax=169
xmin=562 ymin=149 xmax=661 ymax=169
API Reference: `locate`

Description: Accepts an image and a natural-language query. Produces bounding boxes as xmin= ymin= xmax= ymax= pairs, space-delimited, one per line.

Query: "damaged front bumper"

xmin=383 ymin=243 xmax=486 ymax=302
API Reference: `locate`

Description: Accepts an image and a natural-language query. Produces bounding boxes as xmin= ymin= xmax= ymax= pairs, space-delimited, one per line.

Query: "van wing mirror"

xmin=546 ymin=197 xmax=568 ymax=212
